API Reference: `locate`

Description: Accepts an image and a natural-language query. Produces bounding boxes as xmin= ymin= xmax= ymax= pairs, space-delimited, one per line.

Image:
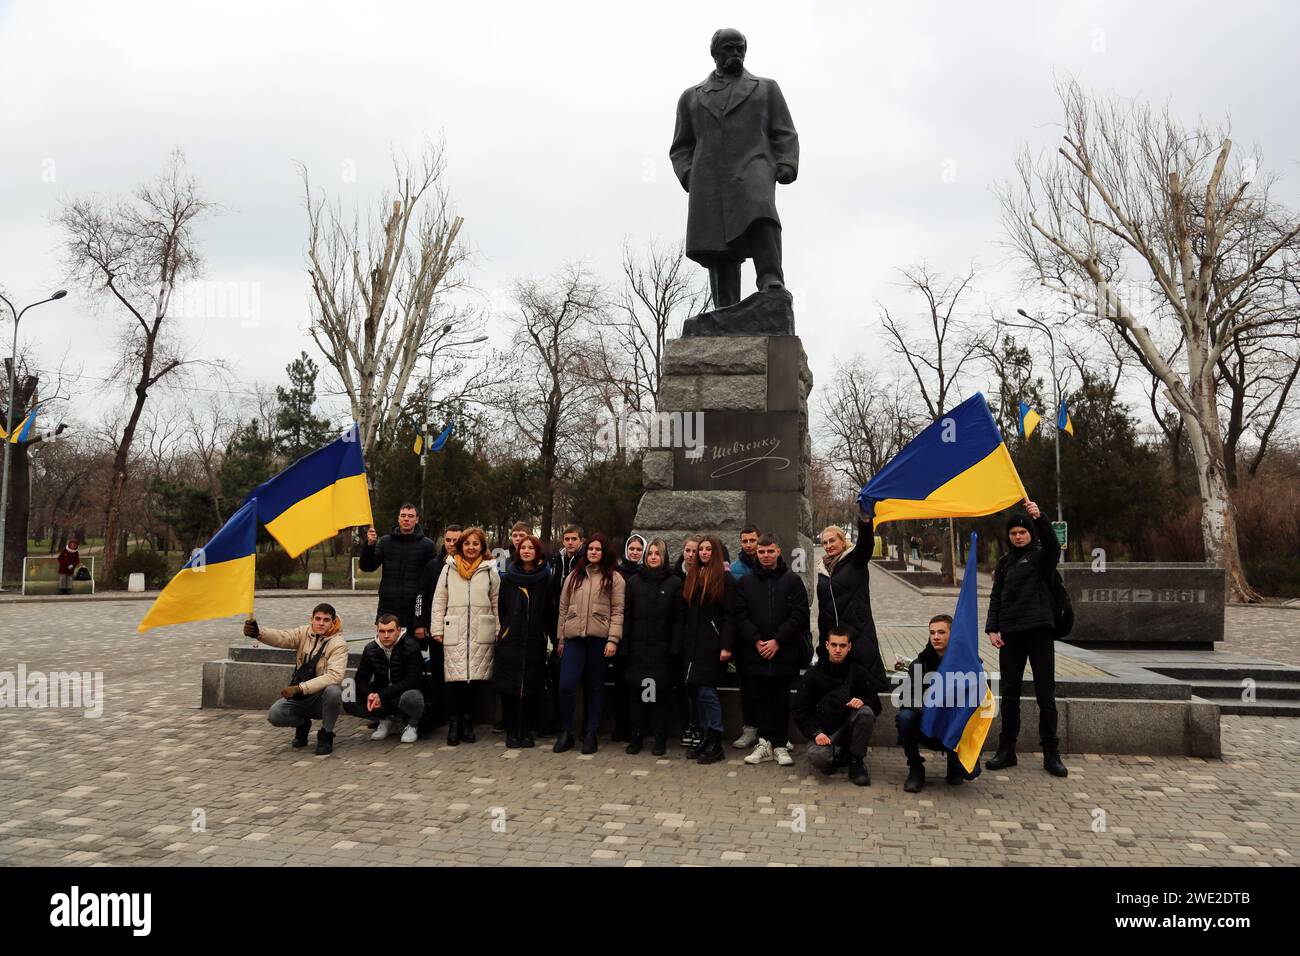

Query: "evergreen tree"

xmin=275 ymin=351 xmax=333 ymax=462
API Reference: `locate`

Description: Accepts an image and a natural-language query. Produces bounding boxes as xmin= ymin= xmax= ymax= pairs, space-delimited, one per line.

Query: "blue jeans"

xmin=692 ymin=685 xmax=723 ymax=732
xmin=559 ymin=637 xmax=607 ymax=736
xmin=896 ymin=706 xmax=961 ymax=773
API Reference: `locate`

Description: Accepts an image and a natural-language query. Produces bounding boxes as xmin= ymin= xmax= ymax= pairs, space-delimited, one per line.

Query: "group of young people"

xmin=246 ymin=496 xmax=1070 ymax=791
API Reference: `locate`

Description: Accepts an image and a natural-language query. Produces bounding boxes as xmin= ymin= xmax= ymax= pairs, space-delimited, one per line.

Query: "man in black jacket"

xmin=793 ymin=627 xmax=888 ymax=785
xmin=360 ymin=504 xmax=438 ymax=632
xmin=344 ymin=615 xmax=428 ymax=743
xmin=735 ymin=534 xmax=808 ymax=767
xmin=540 ymin=525 xmax=584 ymax=734
xmin=895 ymin=614 xmax=969 ymax=792
xmin=985 ymin=501 xmax=1067 ymax=777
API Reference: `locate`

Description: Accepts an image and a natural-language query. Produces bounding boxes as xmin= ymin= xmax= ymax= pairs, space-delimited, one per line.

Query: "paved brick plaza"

xmin=1 ymin=569 xmax=1298 ymax=867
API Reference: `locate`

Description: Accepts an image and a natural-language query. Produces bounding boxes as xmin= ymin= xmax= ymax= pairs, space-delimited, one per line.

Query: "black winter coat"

xmin=491 ymin=561 xmax=555 ymax=699
xmin=815 ymin=517 xmax=879 ymax=671
xmin=354 ymin=634 xmax=428 ymax=709
xmin=361 ymin=525 xmax=438 ymax=628
xmin=734 ymin=558 xmax=809 ymax=679
xmin=621 ymin=566 xmax=682 ymax=691
xmin=792 ymin=655 xmax=887 ymax=738
xmin=985 ymin=513 xmax=1060 ymax=637
xmin=673 ymin=574 xmax=736 ymax=688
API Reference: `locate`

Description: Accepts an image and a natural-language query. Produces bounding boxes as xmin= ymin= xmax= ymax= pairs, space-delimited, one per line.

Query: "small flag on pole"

xmin=1018 ymin=401 xmax=1040 ymax=438
xmin=1057 ymin=401 xmax=1074 ymax=436
xmin=414 ymin=422 xmax=451 ymax=455
xmin=2 ymin=402 xmax=41 ymax=443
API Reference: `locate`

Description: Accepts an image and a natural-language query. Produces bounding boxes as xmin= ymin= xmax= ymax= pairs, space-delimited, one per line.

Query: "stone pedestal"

xmin=1059 ymin=562 xmax=1227 ymax=648
xmin=634 ymin=334 xmax=815 ymax=594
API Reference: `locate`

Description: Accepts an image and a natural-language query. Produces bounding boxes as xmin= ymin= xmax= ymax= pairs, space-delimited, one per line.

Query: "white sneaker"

xmin=733 ymin=725 xmax=759 ymax=749
xmin=400 ymin=722 xmax=418 ymax=744
xmin=370 ymin=719 xmax=392 ymax=741
xmin=774 ymin=746 xmax=794 ymax=766
xmin=744 ymin=738 xmax=774 ymax=764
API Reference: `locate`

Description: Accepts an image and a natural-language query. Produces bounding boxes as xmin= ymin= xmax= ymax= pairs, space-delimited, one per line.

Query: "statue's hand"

xmin=775 ymin=163 xmax=795 ymax=185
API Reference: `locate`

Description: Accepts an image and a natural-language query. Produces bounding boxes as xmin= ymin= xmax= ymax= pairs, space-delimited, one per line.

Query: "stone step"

xmin=1198 ymin=697 xmax=1300 ymax=718
xmin=1184 ymin=679 xmax=1300 ymax=702
xmin=1151 ymin=664 xmax=1300 ymax=682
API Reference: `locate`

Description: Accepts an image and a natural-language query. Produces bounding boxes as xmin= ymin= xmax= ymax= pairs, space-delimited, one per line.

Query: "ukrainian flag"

xmin=248 ymin=428 xmax=373 ymax=557
xmin=1057 ymin=401 xmax=1074 ymax=436
xmin=920 ymin=531 xmax=994 ymax=774
xmin=413 ymin=421 xmax=452 ymax=455
xmin=858 ymin=393 xmax=1027 ymax=525
xmin=2 ymin=403 xmax=40 ymax=443
xmin=1018 ymin=401 xmax=1040 ymax=438
xmin=138 ymin=500 xmax=258 ymax=632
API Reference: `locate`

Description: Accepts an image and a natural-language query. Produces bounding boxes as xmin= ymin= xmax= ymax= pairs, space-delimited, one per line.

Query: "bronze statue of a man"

xmin=670 ymin=28 xmax=800 ymax=309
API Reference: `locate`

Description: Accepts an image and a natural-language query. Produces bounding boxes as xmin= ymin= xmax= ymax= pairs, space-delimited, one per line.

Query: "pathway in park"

xmin=0 ymin=588 xmax=1297 ymax=866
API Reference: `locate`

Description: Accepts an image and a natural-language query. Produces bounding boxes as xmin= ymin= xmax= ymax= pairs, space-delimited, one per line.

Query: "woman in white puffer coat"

xmin=431 ymin=526 xmax=500 ymax=746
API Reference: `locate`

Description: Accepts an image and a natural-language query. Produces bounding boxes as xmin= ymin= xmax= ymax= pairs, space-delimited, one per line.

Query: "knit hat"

xmin=1005 ymin=513 xmax=1033 ymax=539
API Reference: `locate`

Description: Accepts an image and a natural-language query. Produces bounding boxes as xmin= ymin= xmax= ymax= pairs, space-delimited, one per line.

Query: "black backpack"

xmin=1048 ymin=568 xmax=1074 ymax=639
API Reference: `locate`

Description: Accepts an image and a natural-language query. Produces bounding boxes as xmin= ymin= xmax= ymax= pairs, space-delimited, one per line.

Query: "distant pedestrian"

xmin=57 ymin=539 xmax=81 ymax=595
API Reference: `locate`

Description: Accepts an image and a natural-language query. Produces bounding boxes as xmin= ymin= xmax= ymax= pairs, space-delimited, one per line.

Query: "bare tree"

xmin=999 ymin=79 xmax=1300 ymax=600
xmin=56 ymin=150 xmax=215 ymax=578
xmin=818 ymin=357 xmax=921 ymax=491
xmin=505 ymin=263 xmax=606 ymax=540
xmin=877 ymin=262 xmax=981 ymax=583
xmin=303 ymin=140 xmax=469 ymax=454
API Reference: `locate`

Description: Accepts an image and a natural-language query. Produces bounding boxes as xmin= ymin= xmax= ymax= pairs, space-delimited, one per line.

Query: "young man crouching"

xmin=247 ymin=603 xmax=349 ymax=756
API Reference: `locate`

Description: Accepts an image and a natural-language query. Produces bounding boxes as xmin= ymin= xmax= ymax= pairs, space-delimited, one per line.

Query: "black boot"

xmin=652 ymin=734 xmax=667 ymax=756
xmin=460 ymin=716 xmax=477 ymax=743
xmin=685 ymin=733 xmax=705 ymax=759
xmin=1043 ymin=749 xmax=1069 ymax=777
xmin=581 ymin=732 xmax=598 ymax=755
xmin=292 ymin=719 xmax=311 ymax=749
xmin=505 ymin=718 xmax=521 ymax=749
xmin=314 ymin=729 xmax=334 ymax=756
xmin=904 ymin=764 xmax=925 ymax=793
xmin=946 ymin=760 xmax=965 ymax=786
xmin=553 ymin=730 xmax=575 ymax=753
xmin=696 ymin=730 xmax=724 ymax=765
xmin=848 ymin=757 xmax=871 ymax=786
xmin=446 ymin=715 xmax=461 ymax=747
xmin=986 ymin=744 xmax=1017 ymax=770
xmin=625 ymin=733 xmax=643 ymax=755
xmin=520 ymin=720 xmax=536 ymax=748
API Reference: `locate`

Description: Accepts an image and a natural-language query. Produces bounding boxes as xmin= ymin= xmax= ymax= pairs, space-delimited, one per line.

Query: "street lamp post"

xmin=998 ymin=308 xmax=1064 ymax=524
xmin=419 ymin=325 xmax=488 ymax=517
xmin=0 ymin=289 xmax=67 ymax=589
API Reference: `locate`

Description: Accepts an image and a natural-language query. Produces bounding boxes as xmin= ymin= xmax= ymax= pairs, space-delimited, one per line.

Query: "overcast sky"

xmin=2 ymin=0 xmax=1298 ymax=428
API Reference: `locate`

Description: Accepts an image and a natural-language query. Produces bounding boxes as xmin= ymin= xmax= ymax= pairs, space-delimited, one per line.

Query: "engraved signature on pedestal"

xmin=683 ymin=436 xmax=791 ymax=478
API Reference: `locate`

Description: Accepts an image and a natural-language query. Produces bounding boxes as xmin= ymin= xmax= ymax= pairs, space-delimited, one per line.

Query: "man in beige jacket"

xmin=244 ymin=603 xmax=349 ymax=755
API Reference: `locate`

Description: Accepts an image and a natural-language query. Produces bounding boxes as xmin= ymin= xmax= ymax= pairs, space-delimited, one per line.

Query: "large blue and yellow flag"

xmin=1057 ymin=401 xmax=1074 ymax=436
xmin=858 ymin=392 xmax=1027 ymax=525
xmin=1018 ymin=401 xmax=1040 ymax=438
xmin=138 ymin=499 xmax=258 ymax=632
xmin=920 ymin=532 xmax=994 ymax=773
xmin=248 ymin=427 xmax=373 ymax=557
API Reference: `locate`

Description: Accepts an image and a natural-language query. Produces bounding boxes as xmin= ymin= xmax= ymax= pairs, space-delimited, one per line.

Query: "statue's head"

xmin=710 ymin=28 xmax=747 ymax=75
